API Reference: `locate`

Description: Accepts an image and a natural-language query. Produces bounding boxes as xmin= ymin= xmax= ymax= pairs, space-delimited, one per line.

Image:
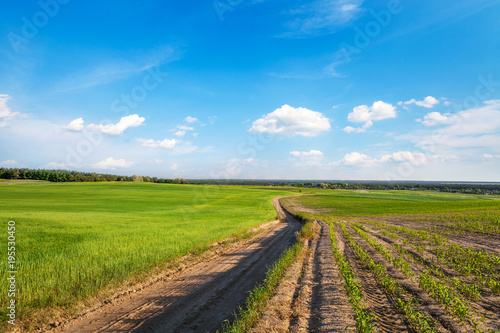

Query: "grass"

xmin=0 ymin=182 xmax=296 ymax=330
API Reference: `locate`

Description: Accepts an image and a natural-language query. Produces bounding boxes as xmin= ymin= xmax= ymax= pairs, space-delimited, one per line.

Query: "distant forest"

xmin=0 ymin=168 xmax=188 ymax=184
xmin=1 ymin=167 xmax=499 ymax=195
xmin=190 ymin=179 xmax=500 ymax=195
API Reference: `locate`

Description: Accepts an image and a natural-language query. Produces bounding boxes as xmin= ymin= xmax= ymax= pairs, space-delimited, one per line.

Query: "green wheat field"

xmin=0 ymin=182 xmax=295 ymax=328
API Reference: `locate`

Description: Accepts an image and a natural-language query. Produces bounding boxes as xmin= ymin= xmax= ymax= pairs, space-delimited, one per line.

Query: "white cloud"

xmin=290 ymin=149 xmax=323 ymax=157
xmin=184 ymin=116 xmax=198 ymax=123
xmin=177 ymin=125 xmax=194 ymax=131
xmin=481 ymin=154 xmax=500 ymax=160
xmin=193 ymin=133 xmax=199 ymax=138
xmin=342 ymin=126 xmax=356 ymax=133
xmin=63 ymin=118 xmax=85 ymax=131
xmin=344 ymin=101 xmax=396 ymax=133
xmin=333 ymin=151 xmax=454 ymax=167
xmin=0 ymin=94 xmax=28 ymax=123
xmin=332 ymin=152 xmax=373 ymax=166
xmin=151 ymin=159 xmax=163 ymax=164
xmin=87 ymin=114 xmax=145 ymax=135
xmin=249 ymin=104 xmax=331 ymax=137
xmin=417 ymin=100 xmax=500 ymax=137
xmin=404 ymin=96 xmax=440 ymax=108
xmin=0 ymin=160 xmax=21 ymax=167
xmin=174 ymin=130 xmax=186 ymax=137
xmin=220 ymin=158 xmax=262 ymax=178
xmin=90 ymin=157 xmax=136 ymax=170
xmin=290 ymin=149 xmax=324 ymax=166
xmin=136 ymin=138 xmax=177 ymax=149
xmin=40 ymin=162 xmax=77 ymax=170
xmin=170 ymin=163 xmax=178 ymax=171
xmin=417 ymin=111 xmax=454 ymax=126
xmin=343 ymin=120 xmax=373 ymax=133
xmin=380 ymin=151 xmax=429 ymax=166
xmin=348 ymin=101 xmax=396 ymax=122
xmin=347 ymin=105 xmax=371 ymax=123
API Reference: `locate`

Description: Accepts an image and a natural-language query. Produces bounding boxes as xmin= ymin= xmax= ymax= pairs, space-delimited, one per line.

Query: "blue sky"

xmin=1 ymin=0 xmax=500 ymax=180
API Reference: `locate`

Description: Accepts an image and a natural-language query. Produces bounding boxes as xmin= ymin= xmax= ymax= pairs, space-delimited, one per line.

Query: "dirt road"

xmin=57 ymin=198 xmax=301 ymax=333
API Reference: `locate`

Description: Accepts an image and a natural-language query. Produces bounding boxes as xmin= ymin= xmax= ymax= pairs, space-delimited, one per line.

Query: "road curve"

xmin=57 ymin=198 xmax=301 ymax=333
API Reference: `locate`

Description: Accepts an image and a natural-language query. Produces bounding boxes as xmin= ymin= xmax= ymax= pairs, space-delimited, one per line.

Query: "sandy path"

xmin=57 ymin=199 xmax=301 ymax=333
xmin=252 ymin=219 xmax=356 ymax=333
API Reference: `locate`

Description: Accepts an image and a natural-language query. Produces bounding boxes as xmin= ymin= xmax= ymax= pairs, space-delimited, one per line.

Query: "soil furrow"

xmin=347 ymin=225 xmax=467 ymax=333
xmin=338 ymin=224 xmax=408 ymax=333
xmin=363 ymin=224 xmax=500 ymax=332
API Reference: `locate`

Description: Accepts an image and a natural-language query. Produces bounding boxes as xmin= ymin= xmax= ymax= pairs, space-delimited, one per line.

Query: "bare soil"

xmin=346 ymin=224 xmax=464 ymax=333
xmin=334 ymin=223 xmax=410 ymax=333
xmin=252 ymin=219 xmax=356 ymax=333
xmin=54 ymin=199 xmax=301 ymax=333
xmin=361 ymin=218 xmax=500 ymax=332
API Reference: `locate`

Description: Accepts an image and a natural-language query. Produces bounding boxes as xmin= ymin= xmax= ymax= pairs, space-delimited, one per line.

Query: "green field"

xmin=282 ymin=190 xmax=500 ymax=219
xmin=0 ymin=182 xmax=296 ymax=329
xmin=3 ymin=184 xmax=499 ymax=330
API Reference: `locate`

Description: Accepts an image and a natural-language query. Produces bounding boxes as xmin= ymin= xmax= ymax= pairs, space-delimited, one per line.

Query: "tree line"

xmin=2 ymin=168 xmax=498 ymax=195
xmin=189 ymin=179 xmax=500 ymax=195
xmin=0 ymin=168 xmax=188 ymax=184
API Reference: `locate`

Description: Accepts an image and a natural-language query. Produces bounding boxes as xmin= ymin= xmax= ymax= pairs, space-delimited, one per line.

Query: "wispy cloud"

xmin=332 ymin=151 xmax=454 ymax=167
xmin=51 ymin=46 xmax=182 ymax=93
xmin=136 ymin=138 xmax=177 ymax=149
xmin=0 ymin=94 xmax=28 ymax=126
xmin=0 ymin=160 xmax=26 ymax=167
xmin=281 ymin=0 xmax=364 ymax=37
xmin=90 ymin=157 xmax=136 ymax=170
xmin=400 ymin=96 xmax=440 ymax=108
xmin=403 ymin=100 xmax=500 ymax=158
xmin=290 ymin=149 xmax=325 ymax=166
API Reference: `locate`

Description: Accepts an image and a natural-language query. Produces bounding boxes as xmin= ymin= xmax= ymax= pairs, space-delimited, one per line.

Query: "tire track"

xmin=284 ymin=218 xmax=360 ymax=333
xmin=288 ymin=225 xmax=318 ymax=332
xmin=308 ymin=221 xmax=356 ymax=333
xmin=57 ymin=200 xmax=301 ymax=333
